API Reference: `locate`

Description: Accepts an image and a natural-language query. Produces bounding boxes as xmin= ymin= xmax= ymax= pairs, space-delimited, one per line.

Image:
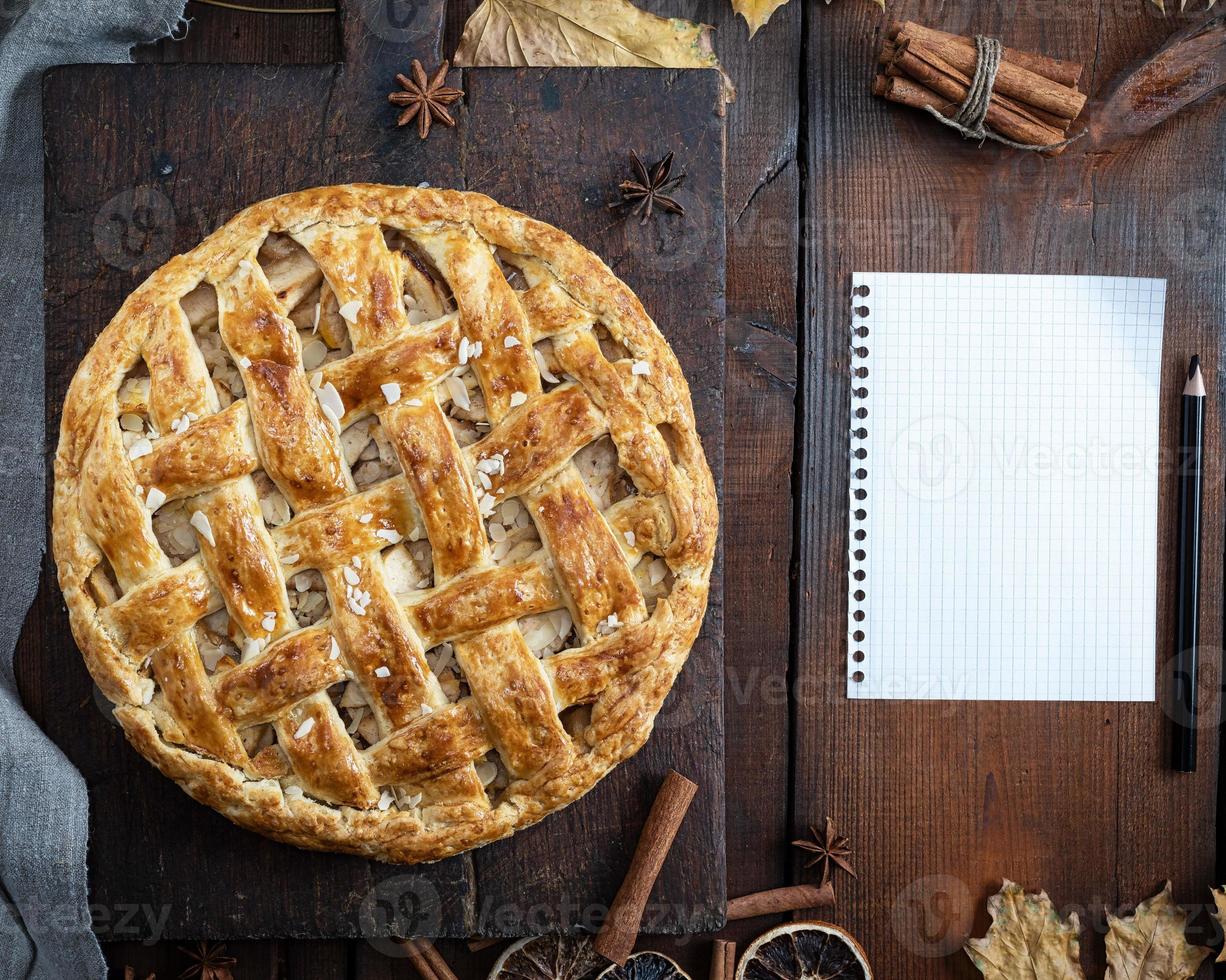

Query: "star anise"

xmin=388 ymin=59 xmax=464 ymax=139
xmin=177 ymin=942 xmax=235 ymax=980
xmin=792 ymin=816 xmax=857 ymax=886
xmin=609 ymin=151 xmax=686 ymax=224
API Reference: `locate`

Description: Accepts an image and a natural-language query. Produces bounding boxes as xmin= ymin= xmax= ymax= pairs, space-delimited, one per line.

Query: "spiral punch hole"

xmin=849 ymin=284 xmax=871 ymax=685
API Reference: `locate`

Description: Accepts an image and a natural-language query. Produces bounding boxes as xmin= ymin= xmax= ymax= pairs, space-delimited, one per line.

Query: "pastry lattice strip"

xmin=81 ymin=212 xmax=694 ymax=814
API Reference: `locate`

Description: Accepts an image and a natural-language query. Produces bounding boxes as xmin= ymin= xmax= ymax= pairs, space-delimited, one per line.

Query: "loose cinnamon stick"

xmin=890 ymin=47 xmax=1069 ymax=147
xmin=727 ymin=882 xmax=835 ymax=920
xmin=873 ymin=74 xmax=1069 ymax=155
xmin=889 ymin=20 xmax=1084 ymax=89
xmin=895 ymin=21 xmax=1087 ymax=120
xmin=593 ymin=770 xmax=698 ymax=966
xmin=894 ymin=39 xmax=1073 ymax=131
xmin=710 ymin=939 xmax=737 ymax=980
xmin=401 ymin=938 xmax=460 ymax=980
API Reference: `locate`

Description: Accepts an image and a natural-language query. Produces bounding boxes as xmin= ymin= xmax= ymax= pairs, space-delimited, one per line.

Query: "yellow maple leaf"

xmin=730 ymin=0 xmax=790 ymax=36
xmin=965 ymin=879 xmax=1085 ymax=980
xmin=453 ymin=0 xmax=734 ymax=101
xmin=731 ymin=0 xmax=886 ymax=38
xmin=1105 ymin=882 xmax=1213 ymax=980
xmin=1149 ymin=0 xmax=1218 ymax=9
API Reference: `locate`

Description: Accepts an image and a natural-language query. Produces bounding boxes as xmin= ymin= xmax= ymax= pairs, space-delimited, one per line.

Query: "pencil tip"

xmin=1189 ymin=355 xmax=1200 ymax=379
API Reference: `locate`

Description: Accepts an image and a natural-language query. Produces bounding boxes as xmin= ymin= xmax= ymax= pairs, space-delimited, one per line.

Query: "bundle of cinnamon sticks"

xmin=874 ymin=21 xmax=1087 ymax=155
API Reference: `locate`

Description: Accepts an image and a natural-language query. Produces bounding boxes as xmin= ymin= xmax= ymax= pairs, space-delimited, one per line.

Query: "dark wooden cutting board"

xmin=24 ymin=2 xmax=725 ymax=941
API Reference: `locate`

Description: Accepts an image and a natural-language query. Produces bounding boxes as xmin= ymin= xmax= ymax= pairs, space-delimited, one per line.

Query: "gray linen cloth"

xmin=1 ymin=2 xmax=184 ymax=976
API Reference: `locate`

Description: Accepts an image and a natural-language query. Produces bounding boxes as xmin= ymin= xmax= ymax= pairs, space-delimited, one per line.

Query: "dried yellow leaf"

xmin=1105 ymin=882 xmax=1212 ymax=980
xmin=453 ymin=0 xmax=734 ymax=101
xmin=965 ymin=879 xmax=1085 ymax=980
xmin=730 ymin=0 xmax=790 ymax=37
xmin=1214 ymin=887 xmax=1226 ymax=963
xmin=1149 ymin=0 xmax=1218 ymax=9
xmin=732 ymin=0 xmax=886 ymax=36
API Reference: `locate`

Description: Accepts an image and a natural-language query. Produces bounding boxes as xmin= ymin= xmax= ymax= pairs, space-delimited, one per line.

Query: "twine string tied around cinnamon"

xmin=925 ymin=34 xmax=1083 ymax=152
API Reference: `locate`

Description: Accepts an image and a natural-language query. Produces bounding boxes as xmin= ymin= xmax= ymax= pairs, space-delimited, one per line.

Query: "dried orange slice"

xmin=487 ymin=935 xmax=606 ymax=980
xmin=737 ymin=921 xmax=872 ymax=980
xmin=598 ymin=951 xmax=691 ymax=979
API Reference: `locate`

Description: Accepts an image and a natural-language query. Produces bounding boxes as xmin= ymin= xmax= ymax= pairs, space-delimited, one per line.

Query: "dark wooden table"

xmin=26 ymin=1 xmax=1224 ymax=977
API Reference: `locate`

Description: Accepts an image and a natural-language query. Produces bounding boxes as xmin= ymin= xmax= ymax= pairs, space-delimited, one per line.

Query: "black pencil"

xmin=1171 ymin=355 xmax=1206 ymax=773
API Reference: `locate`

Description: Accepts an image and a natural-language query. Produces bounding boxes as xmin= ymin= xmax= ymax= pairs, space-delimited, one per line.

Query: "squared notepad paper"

xmin=848 ymin=273 xmax=1166 ymax=701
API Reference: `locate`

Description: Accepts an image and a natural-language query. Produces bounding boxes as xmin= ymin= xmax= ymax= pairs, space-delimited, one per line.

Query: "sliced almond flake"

xmin=311 ymin=301 xmax=322 ymax=334
xmin=308 ymin=370 xmax=323 ymax=390
xmin=238 ymin=355 xmax=252 ymax=369
xmin=330 ymin=637 xmax=342 ymax=660
xmin=358 ymin=513 xmax=373 ymax=524
xmin=624 ymin=530 xmax=636 ymax=548
xmin=293 ymin=717 xmax=315 ymax=740
xmin=632 ymin=360 xmax=651 ymax=376
xmin=145 ymin=487 xmax=166 ymax=511
xmin=351 ymin=556 xmax=361 ymax=568
xmin=377 ymin=789 xmax=395 ymax=811
xmin=470 ymin=341 xmax=483 ymax=359
xmin=476 ymin=470 xmax=492 ymax=490
xmin=119 ymin=413 xmax=144 ymax=432
xmin=243 ymin=637 xmax=265 ymax=660
xmin=374 ymin=665 xmax=391 ymax=678
xmin=534 ymin=348 xmax=560 ymax=383
xmin=375 ymin=528 xmax=401 ymax=543
xmin=337 ymin=300 xmax=362 ymax=323
xmin=189 ymin=510 xmax=215 ymax=546
xmin=346 ymin=706 xmax=366 ymax=734
xmin=128 ymin=438 xmax=153 ymax=461
xmin=445 ymin=374 xmax=471 ymax=411
xmin=458 ymin=336 xmax=471 ymax=365
xmin=261 ymin=612 xmax=277 ymax=631
xmin=509 ymin=391 xmax=527 ymax=408
xmin=405 ymin=792 xmax=424 ymax=808
xmin=381 ymin=382 xmax=401 ymax=405
xmin=488 ymin=522 xmax=506 ymax=543
xmin=343 ymin=566 xmax=360 ymax=586
xmin=315 ymin=381 xmax=345 ymax=424
xmin=504 ymin=336 xmax=521 ymax=348
xmin=420 ymin=702 xmax=433 ymax=716
xmin=475 ymin=761 xmax=498 ymax=786
xmin=406 ymin=397 xmax=423 ymax=407
xmin=198 ymin=644 xmax=227 ymax=672
xmin=649 ymin=558 xmax=668 ymax=586
xmin=294 ymin=574 xmax=311 ymax=593
xmin=281 ymin=552 xmax=300 ymax=565
xmin=302 ymin=339 xmax=328 ymax=370
xmin=347 ymin=598 xmax=367 ymax=616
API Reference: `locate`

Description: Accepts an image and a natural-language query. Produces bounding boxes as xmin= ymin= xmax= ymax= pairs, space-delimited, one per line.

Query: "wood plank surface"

xmin=798 ymin=3 xmax=1224 ymax=978
xmin=27 ymin=1 xmax=727 ymax=947
xmin=19 ymin=0 xmax=1223 ymax=977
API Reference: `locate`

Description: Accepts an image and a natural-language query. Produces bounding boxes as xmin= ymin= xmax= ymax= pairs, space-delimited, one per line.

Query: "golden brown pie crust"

xmin=52 ymin=184 xmax=717 ymax=863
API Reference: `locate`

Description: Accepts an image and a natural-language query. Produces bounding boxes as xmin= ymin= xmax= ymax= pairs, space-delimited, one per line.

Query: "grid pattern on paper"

xmin=847 ymin=273 xmax=1166 ymax=701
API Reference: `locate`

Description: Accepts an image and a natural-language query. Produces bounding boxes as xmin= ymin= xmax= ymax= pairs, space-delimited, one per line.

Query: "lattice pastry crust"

xmin=53 ymin=185 xmax=717 ymax=863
